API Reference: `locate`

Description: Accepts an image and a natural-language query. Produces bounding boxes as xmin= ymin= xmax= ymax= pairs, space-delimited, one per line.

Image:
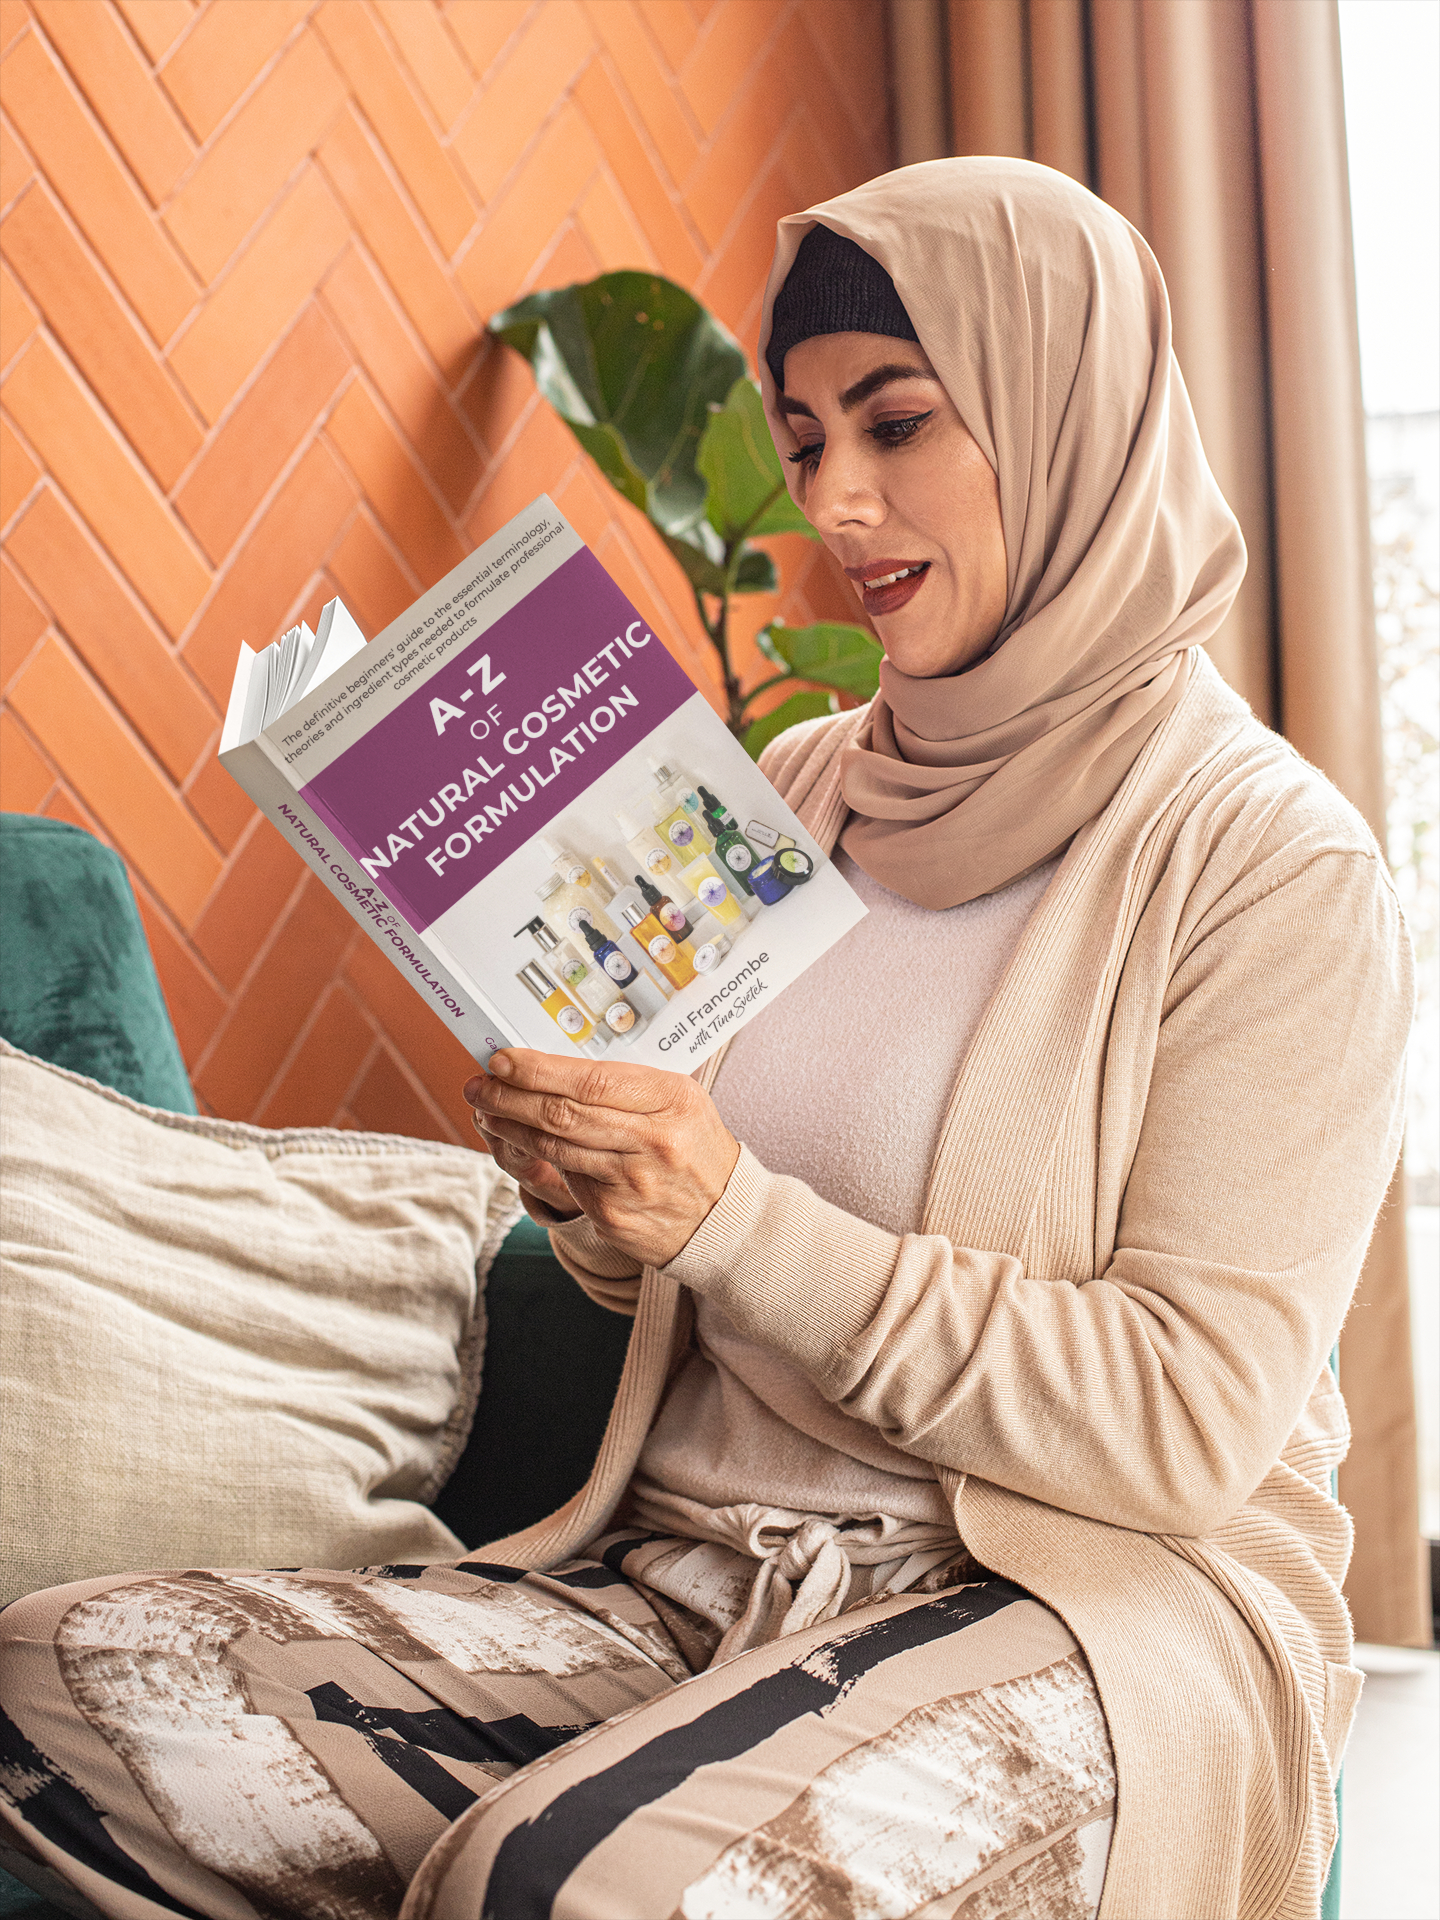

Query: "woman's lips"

xmin=847 ymin=559 xmax=932 ymax=618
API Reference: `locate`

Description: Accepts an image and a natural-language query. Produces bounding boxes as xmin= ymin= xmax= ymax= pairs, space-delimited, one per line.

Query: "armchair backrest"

xmin=0 ymin=814 xmax=195 ymax=1113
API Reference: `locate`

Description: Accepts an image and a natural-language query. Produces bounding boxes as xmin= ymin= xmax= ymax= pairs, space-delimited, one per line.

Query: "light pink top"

xmin=631 ymin=850 xmax=1060 ymax=1539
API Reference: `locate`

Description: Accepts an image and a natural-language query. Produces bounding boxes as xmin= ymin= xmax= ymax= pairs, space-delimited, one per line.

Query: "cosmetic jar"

xmin=748 ymin=856 xmax=790 ymax=905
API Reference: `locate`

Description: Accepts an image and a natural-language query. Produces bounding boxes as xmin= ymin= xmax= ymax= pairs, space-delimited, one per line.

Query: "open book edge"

xmin=224 ymin=600 xmax=372 ymax=751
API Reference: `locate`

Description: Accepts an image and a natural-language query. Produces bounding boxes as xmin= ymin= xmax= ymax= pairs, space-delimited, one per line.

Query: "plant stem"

xmin=737 ymin=670 xmax=792 ymax=717
xmin=694 ymin=573 xmax=752 ymax=739
xmin=693 ymin=490 xmax=807 ymax=738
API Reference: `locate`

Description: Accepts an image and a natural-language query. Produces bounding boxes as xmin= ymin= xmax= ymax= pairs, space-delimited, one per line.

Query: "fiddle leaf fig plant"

xmin=489 ymin=271 xmax=882 ymax=756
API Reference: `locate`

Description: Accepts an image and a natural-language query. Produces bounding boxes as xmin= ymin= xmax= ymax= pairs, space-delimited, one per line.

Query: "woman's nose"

xmin=805 ymin=448 xmax=885 ymax=535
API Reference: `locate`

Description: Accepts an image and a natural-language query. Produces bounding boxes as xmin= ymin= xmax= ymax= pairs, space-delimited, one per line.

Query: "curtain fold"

xmin=890 ymin=0 xmax=953 ymax=166
xmin=932 ymin=0 xmax=1428 ymax=1647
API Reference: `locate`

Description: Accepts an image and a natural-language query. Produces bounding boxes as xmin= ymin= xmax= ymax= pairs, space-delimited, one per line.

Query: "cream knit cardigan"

xmin=486 ymin=653 xmax=1412 ymax=1920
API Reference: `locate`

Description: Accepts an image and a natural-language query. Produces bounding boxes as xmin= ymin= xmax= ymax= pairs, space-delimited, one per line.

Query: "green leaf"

xmin=490 ymin=273 xmax=746 ymax=547
xmin=757 ymin=622 xmax=883 ymax=700
xmin=743 ymin=690 xmax=835 ymax=760
xmin=732 ymin=546 xmax=778 ymax=594
xmin=661 ymin=530 xmax=728 ymax=597
xmin=659 ymin=535 xmax=774 ymax=600
xmin=697 ymin=378 xmax=815 ymax=544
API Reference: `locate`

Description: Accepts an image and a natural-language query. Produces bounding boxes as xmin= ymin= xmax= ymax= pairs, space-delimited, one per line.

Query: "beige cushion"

xmin=0 ymin=1042 xmax=521 ymax=1604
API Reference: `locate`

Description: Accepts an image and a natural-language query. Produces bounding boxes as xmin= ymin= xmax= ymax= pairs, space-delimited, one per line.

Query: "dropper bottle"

xmin=620 ymin=901 xmax=697 ymax=988
xmin=587 ymin=860 xmax=677 ymax=1004
xmin=699 ymin=789 xmax=760 ymax=897
xmin=515 ymin=915 xmax=589 ymax=993
xmin=635 ymin=873 xmax=692 ymax=939
xmin=578 ymin=916 xmax=642 ymax=990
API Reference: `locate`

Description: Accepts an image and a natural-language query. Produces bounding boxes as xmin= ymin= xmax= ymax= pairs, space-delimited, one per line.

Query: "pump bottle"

xmin=516 ymin=960 xmax=599 ymax=1049
xmin=515 ymin=916 xmax=589 ymax=991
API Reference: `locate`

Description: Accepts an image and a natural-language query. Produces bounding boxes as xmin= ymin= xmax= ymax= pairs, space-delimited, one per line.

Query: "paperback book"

xmin=220 ymin=497 xmax=867 ymax=1072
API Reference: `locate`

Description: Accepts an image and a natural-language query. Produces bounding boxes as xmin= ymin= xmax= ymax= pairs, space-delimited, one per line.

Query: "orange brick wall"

xmin=0 ymin=0 xmax=891 ymax=1142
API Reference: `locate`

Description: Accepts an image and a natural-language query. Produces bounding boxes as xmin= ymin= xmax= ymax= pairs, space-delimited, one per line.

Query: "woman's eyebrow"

xmin=776 ymin=363 xmax=939 ymax=419
xmin=838 ymin=363 xmax=939 ymax=410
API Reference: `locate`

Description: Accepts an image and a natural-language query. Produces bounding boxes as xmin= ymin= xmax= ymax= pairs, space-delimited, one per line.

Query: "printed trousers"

xmin=0 ymin=1543 xmax=1115 ymax=1920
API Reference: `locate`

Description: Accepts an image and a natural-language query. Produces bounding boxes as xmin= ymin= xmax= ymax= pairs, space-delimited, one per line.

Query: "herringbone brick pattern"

xmin=0 ymin=0 xmax=890 ymax=1142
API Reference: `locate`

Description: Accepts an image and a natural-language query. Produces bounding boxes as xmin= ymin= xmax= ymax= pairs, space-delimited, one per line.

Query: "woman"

xmin=0 ymin=161 xmax=1410 ymax=1920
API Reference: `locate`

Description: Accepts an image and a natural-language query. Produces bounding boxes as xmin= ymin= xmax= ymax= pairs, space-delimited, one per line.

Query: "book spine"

xmin=218 ymin=737 xmax=517 ymax=1065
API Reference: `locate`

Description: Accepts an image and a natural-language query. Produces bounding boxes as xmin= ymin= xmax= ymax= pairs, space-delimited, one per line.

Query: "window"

xmin=1340 ymin=0 xmax=1440 ymax=1547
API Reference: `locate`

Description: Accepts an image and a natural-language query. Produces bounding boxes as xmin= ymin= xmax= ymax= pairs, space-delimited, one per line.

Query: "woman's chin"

xmin=878 ymin=629 xmax=969 ymax=680
xmin=875 ymin=607 xmax=1001 ymax=680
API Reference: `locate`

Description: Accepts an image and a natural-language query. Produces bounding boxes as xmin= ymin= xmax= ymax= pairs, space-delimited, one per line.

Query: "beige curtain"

xmin=888 ymin=0 xmax=1427 ymax=1646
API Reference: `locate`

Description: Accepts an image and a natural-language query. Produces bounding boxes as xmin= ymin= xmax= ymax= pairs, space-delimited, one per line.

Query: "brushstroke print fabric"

xmin=0 ymin=1557 xmax=1112 ymax=1920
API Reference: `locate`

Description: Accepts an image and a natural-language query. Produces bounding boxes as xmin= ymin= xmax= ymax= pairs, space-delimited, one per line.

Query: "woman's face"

xmin=776 ymin=333 xmax=1008 ymax=678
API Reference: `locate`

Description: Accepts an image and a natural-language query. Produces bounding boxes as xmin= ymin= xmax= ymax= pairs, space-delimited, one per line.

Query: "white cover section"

xmin=0 ymin=1043 xmax=523 ymax=1605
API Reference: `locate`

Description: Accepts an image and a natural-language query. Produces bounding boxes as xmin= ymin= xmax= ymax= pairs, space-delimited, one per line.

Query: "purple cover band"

xmin=301 ymin=551 xmax=694 ymax=932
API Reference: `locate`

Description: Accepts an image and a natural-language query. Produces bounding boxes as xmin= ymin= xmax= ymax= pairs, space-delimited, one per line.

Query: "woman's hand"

xmin=463 ymin=1051 xmax=741 ymax=1268
xmin=464 ymin=1092 xmax=581 ymax=1226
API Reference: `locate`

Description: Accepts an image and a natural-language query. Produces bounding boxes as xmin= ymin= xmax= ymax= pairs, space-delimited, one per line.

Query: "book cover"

xmin=221 ymin=497 xmax=867 ymax=1072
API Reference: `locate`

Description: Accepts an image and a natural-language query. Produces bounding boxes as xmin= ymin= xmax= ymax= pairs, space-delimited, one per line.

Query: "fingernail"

xmin=488 ymin=1052 xmax=513 ymax=1079
xmin=463 ymin=1076 xmax=482 ymax=1104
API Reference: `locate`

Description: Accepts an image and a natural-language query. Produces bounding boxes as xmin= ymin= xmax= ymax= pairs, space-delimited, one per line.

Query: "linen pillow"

xmin=0 ymin=1041 xmax=522 ymax=1605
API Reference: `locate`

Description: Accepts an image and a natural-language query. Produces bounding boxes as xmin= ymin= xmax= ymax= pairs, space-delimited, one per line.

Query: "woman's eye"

xmin=867 ymin=411 xmax=934 ymax=447
xmin=786 ymin=442 xmax=823 ymax=471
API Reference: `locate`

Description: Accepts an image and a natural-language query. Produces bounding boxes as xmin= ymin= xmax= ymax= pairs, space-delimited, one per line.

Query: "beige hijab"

xmin=759 ymin=158 xmax=1247 ymax=909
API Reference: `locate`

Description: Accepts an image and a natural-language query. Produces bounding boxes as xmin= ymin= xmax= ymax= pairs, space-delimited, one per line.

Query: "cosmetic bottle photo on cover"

xmin=679 ymin=854 xmax=745 ymax=926
xmin=635 ymin=874 xmax=692 ymax=939
xmin=646 ymin=758 xmax=713 ymax=858
xmin=700 ymin=787 xmax=760 ymax=896
xmin=615 ymin=808 xmax=697 ymax=900
xmin=517 ymin=959 xmax=596 ymax=1048
xmin=621 ymin=900 xmax=697 ymax=988
xmin=518 ymin=915 xmax=648 ymax=1037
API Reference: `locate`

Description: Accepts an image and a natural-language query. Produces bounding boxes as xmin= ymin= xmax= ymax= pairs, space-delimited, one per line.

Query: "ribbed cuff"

xmin=662 ymin=1145 xmax=899 ymax=1383
xmin=548 ymin=1211 xmax=644 ymax=1281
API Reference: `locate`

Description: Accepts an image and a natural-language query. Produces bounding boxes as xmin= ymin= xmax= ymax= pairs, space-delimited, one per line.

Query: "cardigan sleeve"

xmin=662 ymin=847 xmax=1413 ymax=1538
xmin=547 ymin=1211 xmax=644 ymax=1316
